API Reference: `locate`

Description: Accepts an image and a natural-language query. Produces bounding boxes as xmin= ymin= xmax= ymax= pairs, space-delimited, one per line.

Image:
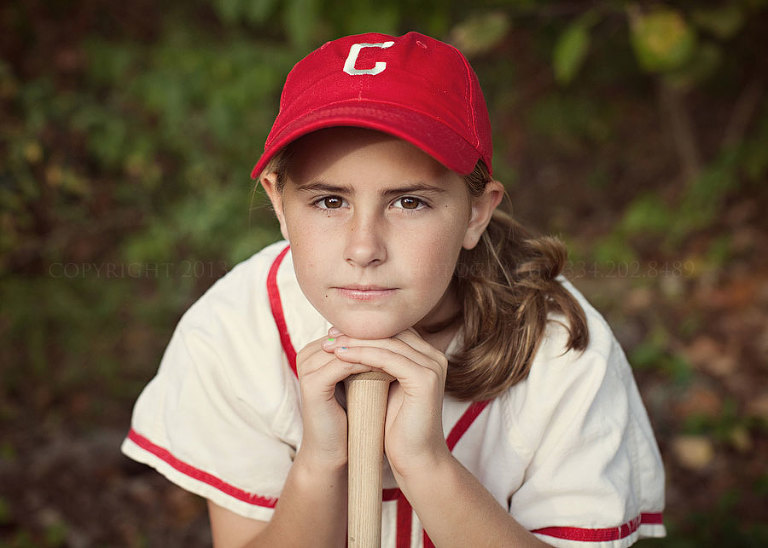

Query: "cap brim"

xmin=250 ymin=102 xmax=481 ymax=179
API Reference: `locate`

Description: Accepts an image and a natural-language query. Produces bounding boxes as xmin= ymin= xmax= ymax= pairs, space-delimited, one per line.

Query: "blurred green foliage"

xmin=1 ymin=0 xmax=767 ymax=544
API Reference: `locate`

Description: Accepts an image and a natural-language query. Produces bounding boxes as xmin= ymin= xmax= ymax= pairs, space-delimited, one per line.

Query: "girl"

xmin=123 ymin=32 xmax=666 ymax=547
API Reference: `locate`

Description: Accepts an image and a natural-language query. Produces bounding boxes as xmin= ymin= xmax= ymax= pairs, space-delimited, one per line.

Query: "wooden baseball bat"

xmin=345 ymin=371 xmax=395 ymax=547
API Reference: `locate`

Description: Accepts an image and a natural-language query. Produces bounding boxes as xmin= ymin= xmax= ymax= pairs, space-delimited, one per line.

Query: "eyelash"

xmin=310 ymin=196 xmax=429 ymax=211
xmin=393 ymin=196 xmax=427 ymax=211
xmin=312 ymin=196 xmax=346 ymax=210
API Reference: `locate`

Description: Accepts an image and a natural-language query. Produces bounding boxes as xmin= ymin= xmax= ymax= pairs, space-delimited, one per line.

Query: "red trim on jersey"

xmin=127 ymin=429 xmax=277 ymax=508
xmin=267 ymin=245 xmax=297 ymax=375
xmin=532 ymin=512 xmax=664 ymax=541
xmin=396 ymin=491 xmax=412 ymax=548
xmin=446 ymin=400 xmax=490 ymax=451
xmin=383 ymin=488 xmax=400 ymax=501
xmin=386 ymin=401 xmax=490 ymax=547
xmin=640 ymin=512 xmax=664 ymax=525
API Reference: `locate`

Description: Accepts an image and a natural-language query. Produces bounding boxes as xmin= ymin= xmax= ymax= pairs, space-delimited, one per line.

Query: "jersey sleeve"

xmin=121 ymin=243 xmax=304 ymax=522
xmin=504 ymin=294 xmax=666 ymax=547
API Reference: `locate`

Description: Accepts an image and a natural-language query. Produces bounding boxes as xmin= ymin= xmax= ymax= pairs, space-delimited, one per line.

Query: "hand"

xmin=295 ymin=334 xmax=373 ymax=469
xmin=322 ymin=328 xmax=451 ymax=479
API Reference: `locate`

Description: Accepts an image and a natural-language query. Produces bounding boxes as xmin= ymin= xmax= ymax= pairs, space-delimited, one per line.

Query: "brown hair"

xmin=262 ymin=152 xmax=589 ymax=402
xmin=449 ymin=161 xmax=588 ymax=401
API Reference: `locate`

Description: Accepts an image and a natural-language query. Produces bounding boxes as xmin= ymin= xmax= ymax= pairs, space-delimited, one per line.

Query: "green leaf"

xmin=553 ymin=21 xmax=590 ymax=85
xmin=692 ymin=5 xmax=744 ymax=39
xmin=450 ymin=12 xmax=510 ymax=57
xmin=663 ymin=41 xmax=722 ymax=91
xmin=621 ymin=193 xmax=672 ymax=235
xmin=629 ymin=7 xmax=697 ymax=73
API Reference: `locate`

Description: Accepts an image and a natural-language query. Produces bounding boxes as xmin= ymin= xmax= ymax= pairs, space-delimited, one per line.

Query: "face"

xmin=262 ymin=128 xmax=501 ymax=340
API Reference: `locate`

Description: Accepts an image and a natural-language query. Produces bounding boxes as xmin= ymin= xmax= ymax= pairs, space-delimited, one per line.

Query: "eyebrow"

xmin=295 ymin=180 xmax=447 ymax=197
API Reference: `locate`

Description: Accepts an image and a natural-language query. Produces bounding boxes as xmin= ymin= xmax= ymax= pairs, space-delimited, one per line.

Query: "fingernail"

xmin=322 ymin=337 xmax=335 ymax=349
xmin=337 ymin=346 xmax=349 ymax=353
xmin=328 ymin=327 xmax=342 ymax=336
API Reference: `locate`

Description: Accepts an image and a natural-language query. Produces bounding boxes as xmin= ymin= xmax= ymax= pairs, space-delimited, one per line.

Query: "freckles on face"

xmin=277 ymin=128 xmax=474 ymax=339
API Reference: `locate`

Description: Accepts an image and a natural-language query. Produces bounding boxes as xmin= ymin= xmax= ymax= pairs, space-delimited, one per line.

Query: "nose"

xmin=344 ymin=211 xmax=387 ymax=268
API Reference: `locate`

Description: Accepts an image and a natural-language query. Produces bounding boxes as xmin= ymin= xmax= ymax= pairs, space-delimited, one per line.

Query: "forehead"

xmin=285 ymin=127 xmax=455 ymax=184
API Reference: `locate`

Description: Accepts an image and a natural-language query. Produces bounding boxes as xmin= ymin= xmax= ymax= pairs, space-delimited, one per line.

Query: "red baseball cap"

xmin=250 ymin=31 xmax=493 ymax=179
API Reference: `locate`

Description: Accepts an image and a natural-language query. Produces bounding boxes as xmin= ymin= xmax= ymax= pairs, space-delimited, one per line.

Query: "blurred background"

xmin=1 ymin=0 xmax=767 ymax=546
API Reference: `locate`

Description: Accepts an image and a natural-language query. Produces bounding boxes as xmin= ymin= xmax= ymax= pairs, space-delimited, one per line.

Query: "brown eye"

xmin=396 ymin=196 xmax=424 ymax=210
xmin=318 ymin=196 xmax=344 ymax=209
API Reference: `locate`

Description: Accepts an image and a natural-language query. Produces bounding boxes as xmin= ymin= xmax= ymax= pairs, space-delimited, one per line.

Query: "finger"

xmin=297 ymin=336 xmax=329 ymax=361
xmin=332 ymin=346 xmax=444 ymax=393
xmin=323 ymin=334 xmax=421 ymax=362
xmin=301 ymin=357 xmax=373 ymax=398
xmin=302 ymin=332 xmax=348 ymax=355
xmin=326 ymin=334 xmax=446 ymax=377
xmin=393 ymin=328 xmax=447 ymax=364
xmin=328 ymin=327 xmax=446 ymax=367
xmin=298 ymin=336 xmax=347 ymax=377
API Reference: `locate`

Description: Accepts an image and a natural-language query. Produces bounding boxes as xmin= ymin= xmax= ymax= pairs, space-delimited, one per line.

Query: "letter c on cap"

xmin=343 ymin=41 xmax=395 ymax=75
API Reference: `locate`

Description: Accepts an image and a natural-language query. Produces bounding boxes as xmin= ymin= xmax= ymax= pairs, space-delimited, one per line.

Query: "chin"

xmin=329 ymin=315 xmax=415 ymax=340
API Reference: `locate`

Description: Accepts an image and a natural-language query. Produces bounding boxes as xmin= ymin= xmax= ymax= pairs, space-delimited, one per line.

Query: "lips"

xmin=334 ymin=285 xmax=397 ymax=301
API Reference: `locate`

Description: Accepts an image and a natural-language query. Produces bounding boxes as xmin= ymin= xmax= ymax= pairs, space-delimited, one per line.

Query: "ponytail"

xmin=448 ymin=162 xmax=589 ymax=401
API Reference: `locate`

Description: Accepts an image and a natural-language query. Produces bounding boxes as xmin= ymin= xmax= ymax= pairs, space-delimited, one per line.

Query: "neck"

xmin=415 ymin=282 xmax=461 ymax=353
xmin=417 ymin=319 xmax=460 ymax=353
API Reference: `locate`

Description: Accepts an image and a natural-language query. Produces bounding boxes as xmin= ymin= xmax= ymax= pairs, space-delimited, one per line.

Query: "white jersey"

xmin=122 ymin=240 xmax=666 ymax=547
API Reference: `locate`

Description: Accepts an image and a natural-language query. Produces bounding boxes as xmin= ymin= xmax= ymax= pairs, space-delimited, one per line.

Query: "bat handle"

xmin=345 ymin=371 xmax=395 ymax=548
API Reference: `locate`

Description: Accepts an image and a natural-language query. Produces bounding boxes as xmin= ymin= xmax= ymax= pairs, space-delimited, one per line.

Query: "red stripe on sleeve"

xmin=127 ymin=429 xmax=278 ymax=508
xmin=640 ymin=512 xmax=664 ymax=525
xmin=532 ymin=513 xmax=664 ymax=541
xmin=266 ymin=244 xmax=297 ymax=376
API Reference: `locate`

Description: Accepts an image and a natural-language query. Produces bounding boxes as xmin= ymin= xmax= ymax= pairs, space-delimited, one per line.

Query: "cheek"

xmin=290 ymin=245 xmax=328 ymax=291
xmin=407 ymin=227 xmax=465 ymax=286
xmin=282 ymin=208 xmax=324 ymax=253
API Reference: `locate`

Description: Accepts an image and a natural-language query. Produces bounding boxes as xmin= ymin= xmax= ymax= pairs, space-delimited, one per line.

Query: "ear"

xmin=463 ymin=180 xmax=505 ymax=250
xmin=260 ymin=172 xmax=290 ymax=241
